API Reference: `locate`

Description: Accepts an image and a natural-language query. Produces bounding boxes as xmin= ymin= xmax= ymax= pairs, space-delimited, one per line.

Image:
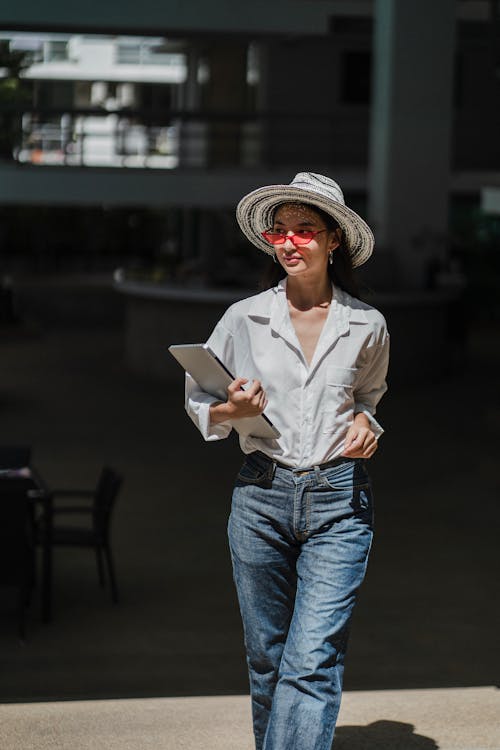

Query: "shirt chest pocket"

xmin=322 ymin=366 xmax=357 ymax=433
xmin=326 ymin=366 xmax=357 ymax=389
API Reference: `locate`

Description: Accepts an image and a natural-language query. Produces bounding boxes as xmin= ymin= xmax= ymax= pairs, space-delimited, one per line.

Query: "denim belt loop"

xmin=313 ymin=465 xmax=323 ymax=482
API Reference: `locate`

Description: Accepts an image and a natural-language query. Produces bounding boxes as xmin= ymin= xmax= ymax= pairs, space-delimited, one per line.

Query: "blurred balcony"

xmin=0 ymin=106 xmax=371 ymax=206
xmin=12 ymin=106 xmax=369 ymax=170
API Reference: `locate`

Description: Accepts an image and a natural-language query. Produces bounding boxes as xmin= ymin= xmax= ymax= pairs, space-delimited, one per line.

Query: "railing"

xmin=115 ymin=45 xmax=185 ymax=68
xmin=16 ymin=110 xmax=181 ymax=169
xmin=5 ymin=106 xmax=369 ymax=169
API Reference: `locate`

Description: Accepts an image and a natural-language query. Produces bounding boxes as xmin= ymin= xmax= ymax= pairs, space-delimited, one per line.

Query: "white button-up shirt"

xmin=185 ymin=279 xmax=389 ymax=468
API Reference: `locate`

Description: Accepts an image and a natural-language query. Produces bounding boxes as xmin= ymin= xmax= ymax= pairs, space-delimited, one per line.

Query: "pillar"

xmin=202 ymin=40 xmax=248 ymax=167
xmin=368 ymin=0 xmax=456 ymax=288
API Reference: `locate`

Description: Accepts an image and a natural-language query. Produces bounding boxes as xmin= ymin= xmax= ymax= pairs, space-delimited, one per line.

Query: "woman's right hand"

xmin=210 ymin=378 xmax=268 ymax=424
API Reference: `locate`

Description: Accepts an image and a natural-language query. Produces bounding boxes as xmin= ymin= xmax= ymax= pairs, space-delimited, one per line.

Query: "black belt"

xmin=254 ymin=451 xmax=352 ymax=476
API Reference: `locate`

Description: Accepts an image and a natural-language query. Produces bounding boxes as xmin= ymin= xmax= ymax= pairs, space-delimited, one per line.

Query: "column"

xmin=202 ymin=40 xmax=248 ymax=167
xmin=368 ymin=0 xmax=456 ymax=288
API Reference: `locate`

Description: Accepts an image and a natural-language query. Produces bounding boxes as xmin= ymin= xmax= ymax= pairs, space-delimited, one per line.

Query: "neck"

xmin=285 ymin=273 xmax=332 ymax=310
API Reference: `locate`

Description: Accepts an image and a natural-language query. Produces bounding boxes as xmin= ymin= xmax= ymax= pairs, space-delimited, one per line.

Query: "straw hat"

xmin=236 ymin=172 xmax=374 ymax=267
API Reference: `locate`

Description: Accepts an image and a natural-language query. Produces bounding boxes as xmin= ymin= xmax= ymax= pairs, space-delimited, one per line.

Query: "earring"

xmin=328 ymin=251 xmax=334 ymax=265
xmin=272 ymin=253 xmax=278 ymax=264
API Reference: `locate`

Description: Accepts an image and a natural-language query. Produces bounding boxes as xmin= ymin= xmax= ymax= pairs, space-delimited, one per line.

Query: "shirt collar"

xmin=246 ymin=278 xmax=369 ymax=370
xmin=247 ymin=278 xmax=358 ymax=377
xmin=247 ymin=278 xmax=368 ymax=324
xmin=335 ymin=286 xmax=369 ymax=324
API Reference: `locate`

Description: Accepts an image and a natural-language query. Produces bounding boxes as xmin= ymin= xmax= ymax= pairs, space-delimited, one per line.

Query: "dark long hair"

xmin=259 ymin=204 xmax=361 ymax=299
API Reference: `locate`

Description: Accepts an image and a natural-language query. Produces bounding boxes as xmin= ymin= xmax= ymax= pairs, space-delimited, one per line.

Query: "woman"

xmin=186 ymin=172 xmax=390 ymax=750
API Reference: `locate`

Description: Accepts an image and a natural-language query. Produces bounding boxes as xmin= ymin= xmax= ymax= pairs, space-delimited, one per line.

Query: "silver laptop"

xmin=168 ymin=343 xmax=280 ymax=439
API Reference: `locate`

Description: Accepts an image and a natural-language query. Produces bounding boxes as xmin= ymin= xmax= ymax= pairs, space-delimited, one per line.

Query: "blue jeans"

xmin=228 ymin=452 xmax=374 ymax=750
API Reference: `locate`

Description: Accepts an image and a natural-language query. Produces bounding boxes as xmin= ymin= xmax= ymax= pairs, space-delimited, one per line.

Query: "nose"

xmin=283 ymin=233 xmax=296 ymax=250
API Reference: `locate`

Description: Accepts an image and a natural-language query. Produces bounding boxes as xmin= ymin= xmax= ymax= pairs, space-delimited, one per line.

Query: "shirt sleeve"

xmin=353 ymin=326 xmax=390 ymax=439
xmin=184 ymin=313 xmax=235 ymax=441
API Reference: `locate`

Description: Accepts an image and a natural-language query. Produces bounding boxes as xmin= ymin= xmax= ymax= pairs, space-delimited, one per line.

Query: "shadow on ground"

xmin=335 ymin=721 xmax=438 ymax=750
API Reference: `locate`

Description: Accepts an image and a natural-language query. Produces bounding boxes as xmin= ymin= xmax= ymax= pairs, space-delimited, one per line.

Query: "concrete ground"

xmin=0 ymin=687 xmax=498 ymax=750
xmin=0 ymin=283 xmax=499 ymax=747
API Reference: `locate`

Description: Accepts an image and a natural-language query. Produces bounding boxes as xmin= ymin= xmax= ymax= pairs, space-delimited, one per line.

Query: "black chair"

xmin=0 ymin=482 xmax=36 ymax=639
xmin=47 ymin=467 xmax=123 ymax=603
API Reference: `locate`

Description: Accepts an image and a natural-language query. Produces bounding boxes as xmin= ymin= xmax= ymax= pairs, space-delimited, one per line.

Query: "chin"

xmin=281 ymin=263 xmax=306 ymax=274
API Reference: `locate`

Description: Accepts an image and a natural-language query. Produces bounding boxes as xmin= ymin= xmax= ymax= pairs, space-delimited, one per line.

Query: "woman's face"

xmin=272 ymin=203 xmax=340 ymax=280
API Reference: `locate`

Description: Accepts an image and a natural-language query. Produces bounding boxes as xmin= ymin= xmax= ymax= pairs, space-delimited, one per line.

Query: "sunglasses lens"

xmin=262 ymin=232 xmax=285 ymax=245
xmin=291 ymin=232 xmax=314 ymax=245
xmin=262 ymin=230 xmax=318 ymax=245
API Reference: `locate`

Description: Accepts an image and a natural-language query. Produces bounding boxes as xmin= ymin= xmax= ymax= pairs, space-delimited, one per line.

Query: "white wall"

xmin=24 ymin=37 xmax=187 ymax=83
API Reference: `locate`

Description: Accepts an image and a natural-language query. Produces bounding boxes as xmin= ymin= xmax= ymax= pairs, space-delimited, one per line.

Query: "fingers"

xmin=228 ymin=377 xmax=262 ymax=396
xmin=361 ymin=439 xmax=378 ymax=458
xmin=257 ymin=390 xmax=268 ymax=412
xmin=341 ymin=426 xmax=360 ymax=456
xmin=226 ymin=378 xmax=267 ymax=417
xmin=342 ymin=427 xmax=378 ymax=459
xmin=227 ymin=377 xmax=248 ymax=395
xmin=248 ymin=380 xmax=267 ymax=413
xmin=245 ymin=379 xmax=262 ymax=398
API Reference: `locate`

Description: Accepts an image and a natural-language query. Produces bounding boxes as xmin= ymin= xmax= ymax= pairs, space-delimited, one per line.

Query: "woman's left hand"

xmin=341 ymin=414 xmax=378 ymax=459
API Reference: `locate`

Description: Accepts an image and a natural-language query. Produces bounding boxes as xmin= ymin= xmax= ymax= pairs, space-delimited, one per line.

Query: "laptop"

xmin=168 ymin=343 xmax=280 ymax=439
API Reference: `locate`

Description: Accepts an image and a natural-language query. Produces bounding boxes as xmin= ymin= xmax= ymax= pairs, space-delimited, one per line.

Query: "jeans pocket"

xmin=314 ymin=461 xmax=374 ymax=527
xmin=236 ymin=455 xmax=272 ymax=487
xmin=320 ymin=459 xmax=368 ymax=490
xmin=322 ymin=476 xmax=371 ymax=492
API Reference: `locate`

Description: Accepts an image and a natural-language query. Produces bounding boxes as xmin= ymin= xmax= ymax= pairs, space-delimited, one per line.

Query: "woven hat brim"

xmin=236 ymin=184 xmax=374 ymax=268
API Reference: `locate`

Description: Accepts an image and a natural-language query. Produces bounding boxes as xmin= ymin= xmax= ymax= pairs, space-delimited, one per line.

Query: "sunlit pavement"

xmin=0 ymin=687 xmax=498 ymax=750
